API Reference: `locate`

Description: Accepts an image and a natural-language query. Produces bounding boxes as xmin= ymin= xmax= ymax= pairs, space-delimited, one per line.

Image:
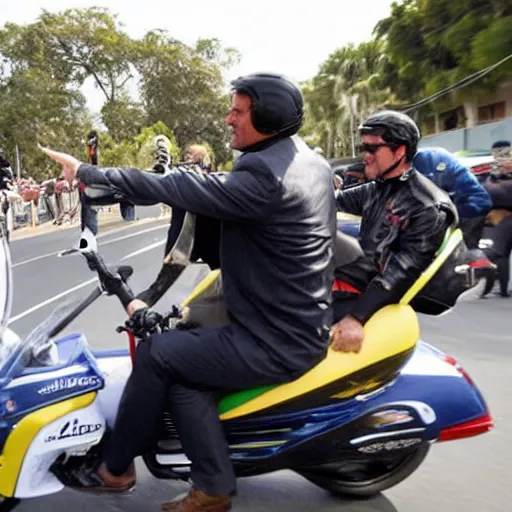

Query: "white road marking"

xmin=12 ymin=224 xmax=168 ymax=268
xmin=120 ymin=240 xmax=166 ymax=260
xmin=8 ymin=278 xmax=98 ymax=324
xmin=9 ymin=230 xmax=168 ymax=324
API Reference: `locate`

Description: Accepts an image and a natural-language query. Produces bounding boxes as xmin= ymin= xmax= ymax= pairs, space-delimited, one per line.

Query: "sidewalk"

xmin=11 ymin=206 xmax=163 ymax=241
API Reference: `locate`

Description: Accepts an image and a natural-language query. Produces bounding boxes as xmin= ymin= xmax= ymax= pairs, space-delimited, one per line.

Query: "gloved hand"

xmin=125 ymin=307 xmax=164 ymax=339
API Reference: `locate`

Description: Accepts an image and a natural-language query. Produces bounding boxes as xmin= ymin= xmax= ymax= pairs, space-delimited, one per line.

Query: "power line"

xmin=399 ymin=52 xmax=512 ymax=113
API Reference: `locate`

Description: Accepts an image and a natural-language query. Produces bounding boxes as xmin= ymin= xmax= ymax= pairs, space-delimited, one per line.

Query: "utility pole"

xmin=350 ymin=110 xmax=356 ymax=158
xmin=15 ymin=145 xmax=21 ymax=181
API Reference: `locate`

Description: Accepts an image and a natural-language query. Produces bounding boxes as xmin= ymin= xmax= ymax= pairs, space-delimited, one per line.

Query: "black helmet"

xmin=230 ymin=73 xmax=304 ymax=136
xmin=359 ymin=110 xmax=420 ymax=161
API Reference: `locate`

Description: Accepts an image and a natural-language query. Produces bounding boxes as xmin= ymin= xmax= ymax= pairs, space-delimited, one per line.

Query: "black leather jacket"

xmin=335 ymin=168 xmax=458 ymax=324
xmin=78 ymin=135 xmax=336 ymax=374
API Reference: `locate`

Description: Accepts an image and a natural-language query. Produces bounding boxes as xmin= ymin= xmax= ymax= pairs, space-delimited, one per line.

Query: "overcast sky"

xmin=3 ymin=0 xmax=394 ymax=112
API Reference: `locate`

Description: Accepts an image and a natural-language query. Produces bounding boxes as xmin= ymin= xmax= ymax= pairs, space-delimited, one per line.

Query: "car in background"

xmin=454 ymin=151 xmax=496 ymax=183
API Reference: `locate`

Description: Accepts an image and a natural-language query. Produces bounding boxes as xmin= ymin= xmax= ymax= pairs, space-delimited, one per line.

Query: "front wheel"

xmin=0 ymin=497 xmax=21 ymax=512
xmin=296 ymin=444 xmax=429 ymax=498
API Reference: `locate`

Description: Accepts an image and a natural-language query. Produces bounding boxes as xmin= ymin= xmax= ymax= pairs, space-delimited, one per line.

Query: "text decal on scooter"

xmin=45 ymin=419 xmax=103 ymax=443
xmin=38 ymin=376 xmax=102 ymax=395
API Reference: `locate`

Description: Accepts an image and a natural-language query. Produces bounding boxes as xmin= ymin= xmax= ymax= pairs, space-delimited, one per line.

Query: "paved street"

xmin=6 ymin=214 xmax=511 ymax=512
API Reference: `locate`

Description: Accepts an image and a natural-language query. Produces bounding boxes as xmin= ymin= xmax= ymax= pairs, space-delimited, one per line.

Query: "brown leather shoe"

xmin=76 ymin=462 xmax=136 ymax=493
xmin=161 ymin=487 xmax=232 ymax=511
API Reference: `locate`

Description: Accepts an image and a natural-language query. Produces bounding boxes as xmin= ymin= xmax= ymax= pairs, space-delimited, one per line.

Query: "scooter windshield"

xmin=0 ymin=229 xmax=13 ymax=346
xmin=0 ymin=302 xmax=72 ymax=380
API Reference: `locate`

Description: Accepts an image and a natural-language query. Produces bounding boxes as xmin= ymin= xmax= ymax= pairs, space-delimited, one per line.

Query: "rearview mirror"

xmin=78 ymin=227 xmax=98 ymax=254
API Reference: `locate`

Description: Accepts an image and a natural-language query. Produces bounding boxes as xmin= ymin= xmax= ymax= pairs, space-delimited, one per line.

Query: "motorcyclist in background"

xmin=412 ymin=147 xmax=492 ymax=249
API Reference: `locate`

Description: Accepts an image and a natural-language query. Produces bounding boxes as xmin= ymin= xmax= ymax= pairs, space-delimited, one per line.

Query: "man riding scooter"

xmin=40 ymin=73 xmax=336 ymax=512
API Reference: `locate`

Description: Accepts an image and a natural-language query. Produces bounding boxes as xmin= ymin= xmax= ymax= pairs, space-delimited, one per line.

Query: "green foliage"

xmin=133 ymin=122 xmax=180 ymax=168
xmin=2 ymin=3 xmax=509 ymax=172
xmin=98 ymin=121 xmax=180 ymax=169
xmin=303 ymin=0 xmax=512 ymax=158
xmin=376 ymin=0 xmax=512 ymax=101
xmin=300 ymin=41 xmax=393 ymax=158
xmin=135 ymin=31 xmax=233 ymax=163
xmin=217 ymin=160 xmax=234 ymax=172
xmin=0 ymin=7 xmax=238 ymax=179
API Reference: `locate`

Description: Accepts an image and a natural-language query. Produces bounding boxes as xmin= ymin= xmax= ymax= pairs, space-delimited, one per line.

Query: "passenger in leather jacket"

xmin=332 ymin=110 xmax=457 ymax=354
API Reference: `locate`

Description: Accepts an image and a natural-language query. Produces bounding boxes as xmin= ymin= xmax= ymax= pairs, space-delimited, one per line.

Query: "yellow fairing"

xmin=181 ymin=269 xmax=221 ymax=309
xmin=220 ymin=304 xmax=419 ymax=420
xmin=0 ymin=392 xmax=96 ymax=497
xmin=400 ymin=228 xmax=462 ymax=305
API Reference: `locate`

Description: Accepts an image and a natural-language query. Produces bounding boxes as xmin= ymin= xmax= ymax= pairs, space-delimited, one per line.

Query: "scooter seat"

xmin=181 ymin=271 xmax=419 ymax=422
xmin=218 ymin=303 xmax=419 ymax=420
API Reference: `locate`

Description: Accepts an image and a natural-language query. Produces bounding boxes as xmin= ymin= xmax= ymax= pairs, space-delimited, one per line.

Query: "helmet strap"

xmin=377 ymin=154 xmax=405 ymax=181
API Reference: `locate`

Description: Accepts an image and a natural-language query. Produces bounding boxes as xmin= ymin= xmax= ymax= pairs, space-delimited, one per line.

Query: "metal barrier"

xmin=10 ymin=189 xmax=81 ymax=230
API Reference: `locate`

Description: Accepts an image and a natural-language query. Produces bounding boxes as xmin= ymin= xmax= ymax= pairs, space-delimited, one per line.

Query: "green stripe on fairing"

xmin=218 ymin=385 xmax=278 ymax=415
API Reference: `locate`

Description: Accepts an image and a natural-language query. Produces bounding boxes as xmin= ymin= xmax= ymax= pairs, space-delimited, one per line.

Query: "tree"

xmin=301 ymin=41 xmax=394 ymax=158
xmin=135 ymin=32 xmax=235 ymax=163
xmin=38 ymin=8 xmax=136 ymax=104
xmin=0 ymin=7 xmax=240 ymax=169
xmin=0 ymin=21 xmax=91 ymax=180
xmin=375 ymin=0 xmax=512 ymax=111
xmin=99 ymin=121 xmax=180 ymax=169
xmin=100 ymin=96 xmax=146 ymax=142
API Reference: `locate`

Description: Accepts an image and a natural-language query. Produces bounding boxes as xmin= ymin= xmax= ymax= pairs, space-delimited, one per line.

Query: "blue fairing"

xmin=337 ymin=218 xmax=361 ymax=238
xmin=222 ymin=341 xmax=488 ymax=462
xmin=0 ymin=333 xmax=104 ymax=453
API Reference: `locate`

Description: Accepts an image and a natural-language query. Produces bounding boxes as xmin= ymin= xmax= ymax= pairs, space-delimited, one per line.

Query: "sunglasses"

xmin=357 ymin=143 xmax=397 ymax=154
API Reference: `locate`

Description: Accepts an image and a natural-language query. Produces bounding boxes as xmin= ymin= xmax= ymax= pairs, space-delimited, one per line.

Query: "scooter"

xmin=0 ymin=209 xmax=493 ymax=511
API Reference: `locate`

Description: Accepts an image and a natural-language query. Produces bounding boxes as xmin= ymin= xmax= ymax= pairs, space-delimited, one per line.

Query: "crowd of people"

xmin=0 ymin=150 xmax=83 ymax=228
xmin=0 ymin=140 xmax=216 ymax=232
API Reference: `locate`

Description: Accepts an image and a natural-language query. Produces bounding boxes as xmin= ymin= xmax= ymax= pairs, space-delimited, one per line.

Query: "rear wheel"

xmin=297 ymin=444 xmax=429 ymax=498
xmin=0 ymin=498 xmax=21 ymax=511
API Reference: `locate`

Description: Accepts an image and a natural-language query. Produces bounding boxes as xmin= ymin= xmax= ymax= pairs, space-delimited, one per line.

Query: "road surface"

xmin=6 ymin=217 xmax=510 ymax=511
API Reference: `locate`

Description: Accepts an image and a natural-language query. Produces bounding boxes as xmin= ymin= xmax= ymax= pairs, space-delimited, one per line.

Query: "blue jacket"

xmin=413 ymin=147 xmax=492 ymax=217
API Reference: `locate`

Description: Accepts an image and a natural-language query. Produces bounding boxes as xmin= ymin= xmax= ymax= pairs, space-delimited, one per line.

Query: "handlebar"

xmin=50 ymin=227 xmax=182 ymax=343
xmin=82 ymin=250 xmax=135 ymax=308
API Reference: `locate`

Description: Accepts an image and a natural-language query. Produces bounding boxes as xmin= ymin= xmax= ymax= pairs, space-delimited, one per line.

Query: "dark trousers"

xmin=490 ymin=217 xmax=512 ymax=295
xmin=459 ymin=215 xmax=487 ymax=249
xmin=106 ymin=324 xmax=294 ymax=495
xmin=80 ymin=190 xmax=99 ymax=235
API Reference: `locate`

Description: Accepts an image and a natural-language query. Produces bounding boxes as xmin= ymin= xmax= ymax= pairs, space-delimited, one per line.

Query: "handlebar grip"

xmin=86 ymin=252 xmax=135 ymax=307
xmin=116 ymin=281 xmax=135 ymax=308
xmin=117 ymin=265 xmax=134 ymax=283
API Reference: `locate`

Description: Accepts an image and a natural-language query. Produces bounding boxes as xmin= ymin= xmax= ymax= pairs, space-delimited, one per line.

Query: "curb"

xmin=11 ymin=215 xmax=166 ymax=242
